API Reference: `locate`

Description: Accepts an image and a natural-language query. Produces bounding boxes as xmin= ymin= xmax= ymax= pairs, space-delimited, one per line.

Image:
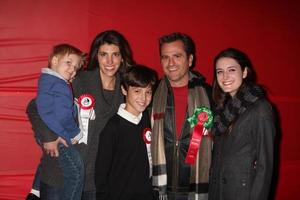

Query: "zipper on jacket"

xmin=172 ymin=104 xmax=179 ymax=192
xmin=172 ymin=106 xmax=189 ymax=193
xmin=172 ymin=139 xmax=179 ymax=192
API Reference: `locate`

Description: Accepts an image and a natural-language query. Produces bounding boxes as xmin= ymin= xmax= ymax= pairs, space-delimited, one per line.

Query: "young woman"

xmin=208 ymin=48 xmax=276 ymax=200
xmin=26 ymin=30 xmax=135 ymax=200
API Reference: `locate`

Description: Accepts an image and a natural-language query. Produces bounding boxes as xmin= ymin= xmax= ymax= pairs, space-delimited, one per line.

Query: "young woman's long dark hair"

xmin=87 ymin=30 xmax=135 ymax=73
xmin=212 ymin=48 xmax=257 ymax=108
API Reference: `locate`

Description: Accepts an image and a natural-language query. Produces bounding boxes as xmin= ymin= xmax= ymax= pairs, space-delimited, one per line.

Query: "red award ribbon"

xmin=78 ymin=94 xmax=95 ymax=110
xmin=185 ymin=107 xmax=213 ymax=165
xmin=185 ymin=123 xmax=204 ymax=165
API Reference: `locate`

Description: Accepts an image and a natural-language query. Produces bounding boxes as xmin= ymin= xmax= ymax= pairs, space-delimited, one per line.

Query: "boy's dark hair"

xmin=48 ymin=43 xmax=86 ymax=68
xmin=122 ymin=64 xmax=157 ymax=91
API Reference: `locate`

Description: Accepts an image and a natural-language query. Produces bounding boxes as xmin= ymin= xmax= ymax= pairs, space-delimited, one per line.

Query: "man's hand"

xmin=43 ymin=137 xmax=68 ymax=157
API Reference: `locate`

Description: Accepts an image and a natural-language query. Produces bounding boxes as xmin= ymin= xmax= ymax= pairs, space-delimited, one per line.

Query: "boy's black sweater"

xmin=95 ymin=113 xmax=153 ymax=200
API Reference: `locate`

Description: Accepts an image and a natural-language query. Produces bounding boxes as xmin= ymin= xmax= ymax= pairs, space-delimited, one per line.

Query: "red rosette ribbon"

xmin=143 ymin=128 xmax=152 ymax=144
xmin=185 ymin=107 xmax=213 ymax=165
xmin=78 ymin=94 xmax=95 ymax=110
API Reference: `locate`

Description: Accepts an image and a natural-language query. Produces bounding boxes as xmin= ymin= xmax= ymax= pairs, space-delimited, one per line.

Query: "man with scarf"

xmin=151 ymin=32 xmax=212 ymax=200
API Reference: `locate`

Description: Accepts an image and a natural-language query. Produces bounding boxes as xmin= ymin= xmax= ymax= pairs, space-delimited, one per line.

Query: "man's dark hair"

xmin=159 ymin=32 xmax=196 ymax=67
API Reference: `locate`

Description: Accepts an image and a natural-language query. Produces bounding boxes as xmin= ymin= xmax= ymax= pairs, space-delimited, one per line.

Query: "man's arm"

xmin=43 ymin=137 xmax=68 ymax=157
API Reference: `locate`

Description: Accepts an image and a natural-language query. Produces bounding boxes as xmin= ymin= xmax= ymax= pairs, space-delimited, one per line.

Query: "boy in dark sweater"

xmin=95 ymin=64 xmax=157 ymax=200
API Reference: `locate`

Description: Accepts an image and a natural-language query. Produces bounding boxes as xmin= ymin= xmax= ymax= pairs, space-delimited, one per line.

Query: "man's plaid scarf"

xmin=151 ymin=73 xmax=212 ymax=200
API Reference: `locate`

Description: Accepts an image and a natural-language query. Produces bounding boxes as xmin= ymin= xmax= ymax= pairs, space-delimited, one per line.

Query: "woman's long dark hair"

xmin=212 ymin=48 xmax=257 ymax=108
xmin=87 ymin=30 xmax=135 ymax=73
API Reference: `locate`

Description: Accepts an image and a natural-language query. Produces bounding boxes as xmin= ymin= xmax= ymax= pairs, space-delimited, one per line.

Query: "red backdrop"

xmin=0 ymin=0 xmax=299 ymax=199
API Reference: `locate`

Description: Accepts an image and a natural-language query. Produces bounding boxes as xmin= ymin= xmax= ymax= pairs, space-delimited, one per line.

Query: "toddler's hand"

xmin=71 ymin=139 xmax=79 ymax=145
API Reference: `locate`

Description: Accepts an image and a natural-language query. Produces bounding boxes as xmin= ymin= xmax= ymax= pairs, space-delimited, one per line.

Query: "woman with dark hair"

xmin=87 ymin=30 xmax=134 ymax=72
xmin=208 ymin=48 xmax=276 ymax=200
xmin=26 ymin=30 xmax=135 ymax=200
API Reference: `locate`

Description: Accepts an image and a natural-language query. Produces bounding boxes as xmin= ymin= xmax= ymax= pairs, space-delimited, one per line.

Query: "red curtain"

xmin=0 ymin=0 xmax=299 ymax=199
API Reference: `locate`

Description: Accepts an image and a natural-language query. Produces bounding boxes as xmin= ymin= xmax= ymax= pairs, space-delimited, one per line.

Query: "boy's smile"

xmin=122 ymin=85 xmax=152 ymax=116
